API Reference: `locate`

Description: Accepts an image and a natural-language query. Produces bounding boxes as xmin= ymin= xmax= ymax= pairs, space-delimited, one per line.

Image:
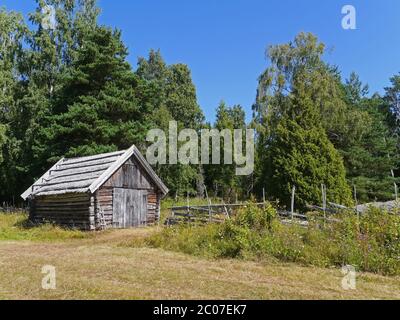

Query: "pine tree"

xmin=1 ymin=1 xmax=101 ymax=200
xmin=41 ymin=25 xmax=152 ymax=159
xmin=341 ymin=74 xmax=399 ymax=202
xmin=385 ymin=74 xmax=400 ymax=178
xmin=136 ymin=49 xmax=204 ymax=129
xmin=204 ymin=101 xmax=247 ymax=200
xmin=136 ymin=50 xmax=205 ymax=196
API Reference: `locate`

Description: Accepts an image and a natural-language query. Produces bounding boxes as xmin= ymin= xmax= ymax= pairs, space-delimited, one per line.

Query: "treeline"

xmin=0 ymin=1 xmax=399 ymax=208
xmin=252 ymin=33 xmax=399 ymax=208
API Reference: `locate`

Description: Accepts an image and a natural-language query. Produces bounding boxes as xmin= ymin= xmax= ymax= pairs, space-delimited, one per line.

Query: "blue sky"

xmin=1 ymin=0 xmax=400 ymax=122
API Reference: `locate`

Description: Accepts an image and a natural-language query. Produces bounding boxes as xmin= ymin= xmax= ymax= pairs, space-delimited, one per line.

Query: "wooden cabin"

xmin=21 ymin=145 xmax=168 ymax=230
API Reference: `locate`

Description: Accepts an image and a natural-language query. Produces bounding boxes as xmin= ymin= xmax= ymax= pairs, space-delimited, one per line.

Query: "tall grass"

xmin=147 ymin=202 xmax=400 ymax=275
xmin=0 ymin=213 xmax=90 ymax=241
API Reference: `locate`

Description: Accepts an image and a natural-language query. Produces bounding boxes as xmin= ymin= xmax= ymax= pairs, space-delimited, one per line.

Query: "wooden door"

xmin=113 ymin=188 xmax=148 ymax=228
xmin=112 ymin=188 xmax=124 ymax=228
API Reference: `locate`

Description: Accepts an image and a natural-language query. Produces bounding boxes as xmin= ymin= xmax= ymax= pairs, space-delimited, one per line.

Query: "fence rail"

xmin=0 ymin=203 xmax=28 ymax=214
xmin=165 ymin=201 xmax=344 ymax=227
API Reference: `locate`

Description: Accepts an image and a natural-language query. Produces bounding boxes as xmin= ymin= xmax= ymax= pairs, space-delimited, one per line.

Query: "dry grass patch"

xmin=1 ymin=213 xmax=399 ymax=300
xmin=1 ymin=232 xmax=400 ymax=300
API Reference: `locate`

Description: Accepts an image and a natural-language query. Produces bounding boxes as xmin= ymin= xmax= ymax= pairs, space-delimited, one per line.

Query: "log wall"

xmin=94 ymin=186 xmax=113 ymax=228
xmin=147 ymin=191 xmax=161 ymax=225
xmin=30 ymin=193 xmax=93 ymax=230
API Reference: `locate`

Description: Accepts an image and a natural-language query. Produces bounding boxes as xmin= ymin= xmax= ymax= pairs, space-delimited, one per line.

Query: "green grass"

xmin=0 ymin=213 xmax=90 ymax=241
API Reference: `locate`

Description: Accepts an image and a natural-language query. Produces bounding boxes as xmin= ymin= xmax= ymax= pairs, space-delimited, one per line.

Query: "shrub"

xmin=234 ymin=202 xmax=277 ymax=231
xmin=146 ymin=202 xmax=400 ymax=276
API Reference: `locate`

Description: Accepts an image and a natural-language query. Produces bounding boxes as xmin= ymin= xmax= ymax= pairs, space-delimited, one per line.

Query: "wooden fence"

xmin=165 ymin=201 xmax=344 ymax=227
xmin=165 ymin=203 xmax=251 ymax=225
xmin=0 ymin=202 xmax=28 ymax=214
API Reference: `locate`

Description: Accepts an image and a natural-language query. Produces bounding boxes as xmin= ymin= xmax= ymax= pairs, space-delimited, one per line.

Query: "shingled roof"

xmin=21 ymin=145 xmax=168 ymax=200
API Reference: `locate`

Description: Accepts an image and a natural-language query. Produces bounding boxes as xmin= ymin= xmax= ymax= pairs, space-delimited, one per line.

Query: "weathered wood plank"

xmin=35 ymin=202 xmax=91 ymax=208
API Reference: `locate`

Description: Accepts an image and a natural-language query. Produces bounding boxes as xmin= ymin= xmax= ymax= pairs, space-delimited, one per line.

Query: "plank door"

xmin=113 ymin=188 xmax=148 ymax=228
xmin=112 ymin=188 xmax=125 ymax=228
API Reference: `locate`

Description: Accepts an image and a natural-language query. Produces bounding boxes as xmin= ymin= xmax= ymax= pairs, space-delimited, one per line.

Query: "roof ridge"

xmin=63 ymin=150 xmax=126 ymax=162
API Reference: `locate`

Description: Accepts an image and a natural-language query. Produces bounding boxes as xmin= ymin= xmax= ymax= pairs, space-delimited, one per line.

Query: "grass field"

xmin=0 ymin=213 xmax=399 ymax=300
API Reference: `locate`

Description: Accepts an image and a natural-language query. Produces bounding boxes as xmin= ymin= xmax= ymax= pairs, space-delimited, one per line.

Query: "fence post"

xmin=262 ymin=188 xmax=266 ymax=210
xmin=186 ymin=192 xmax=191 ymax=223
xmin=204 ymin=185 xmax=212 ymax=222
xmin=291 ymin=186 xmax=296 ymax=221
xmin=353 ymin=185 xmax=358 ymax=208
xmin=321 ymin=184 xmax=327 ymax=227
xmin=353 ymin=184 xmax=361 ymax=230
xmin=222 ymin=200 xmax=230 ymax=219
xmin=389 ymin=153 xmax=397 ymax=201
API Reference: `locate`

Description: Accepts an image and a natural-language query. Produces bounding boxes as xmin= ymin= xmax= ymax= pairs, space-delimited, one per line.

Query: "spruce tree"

xmin=254 ymin=33 xmax=352 ymax=209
